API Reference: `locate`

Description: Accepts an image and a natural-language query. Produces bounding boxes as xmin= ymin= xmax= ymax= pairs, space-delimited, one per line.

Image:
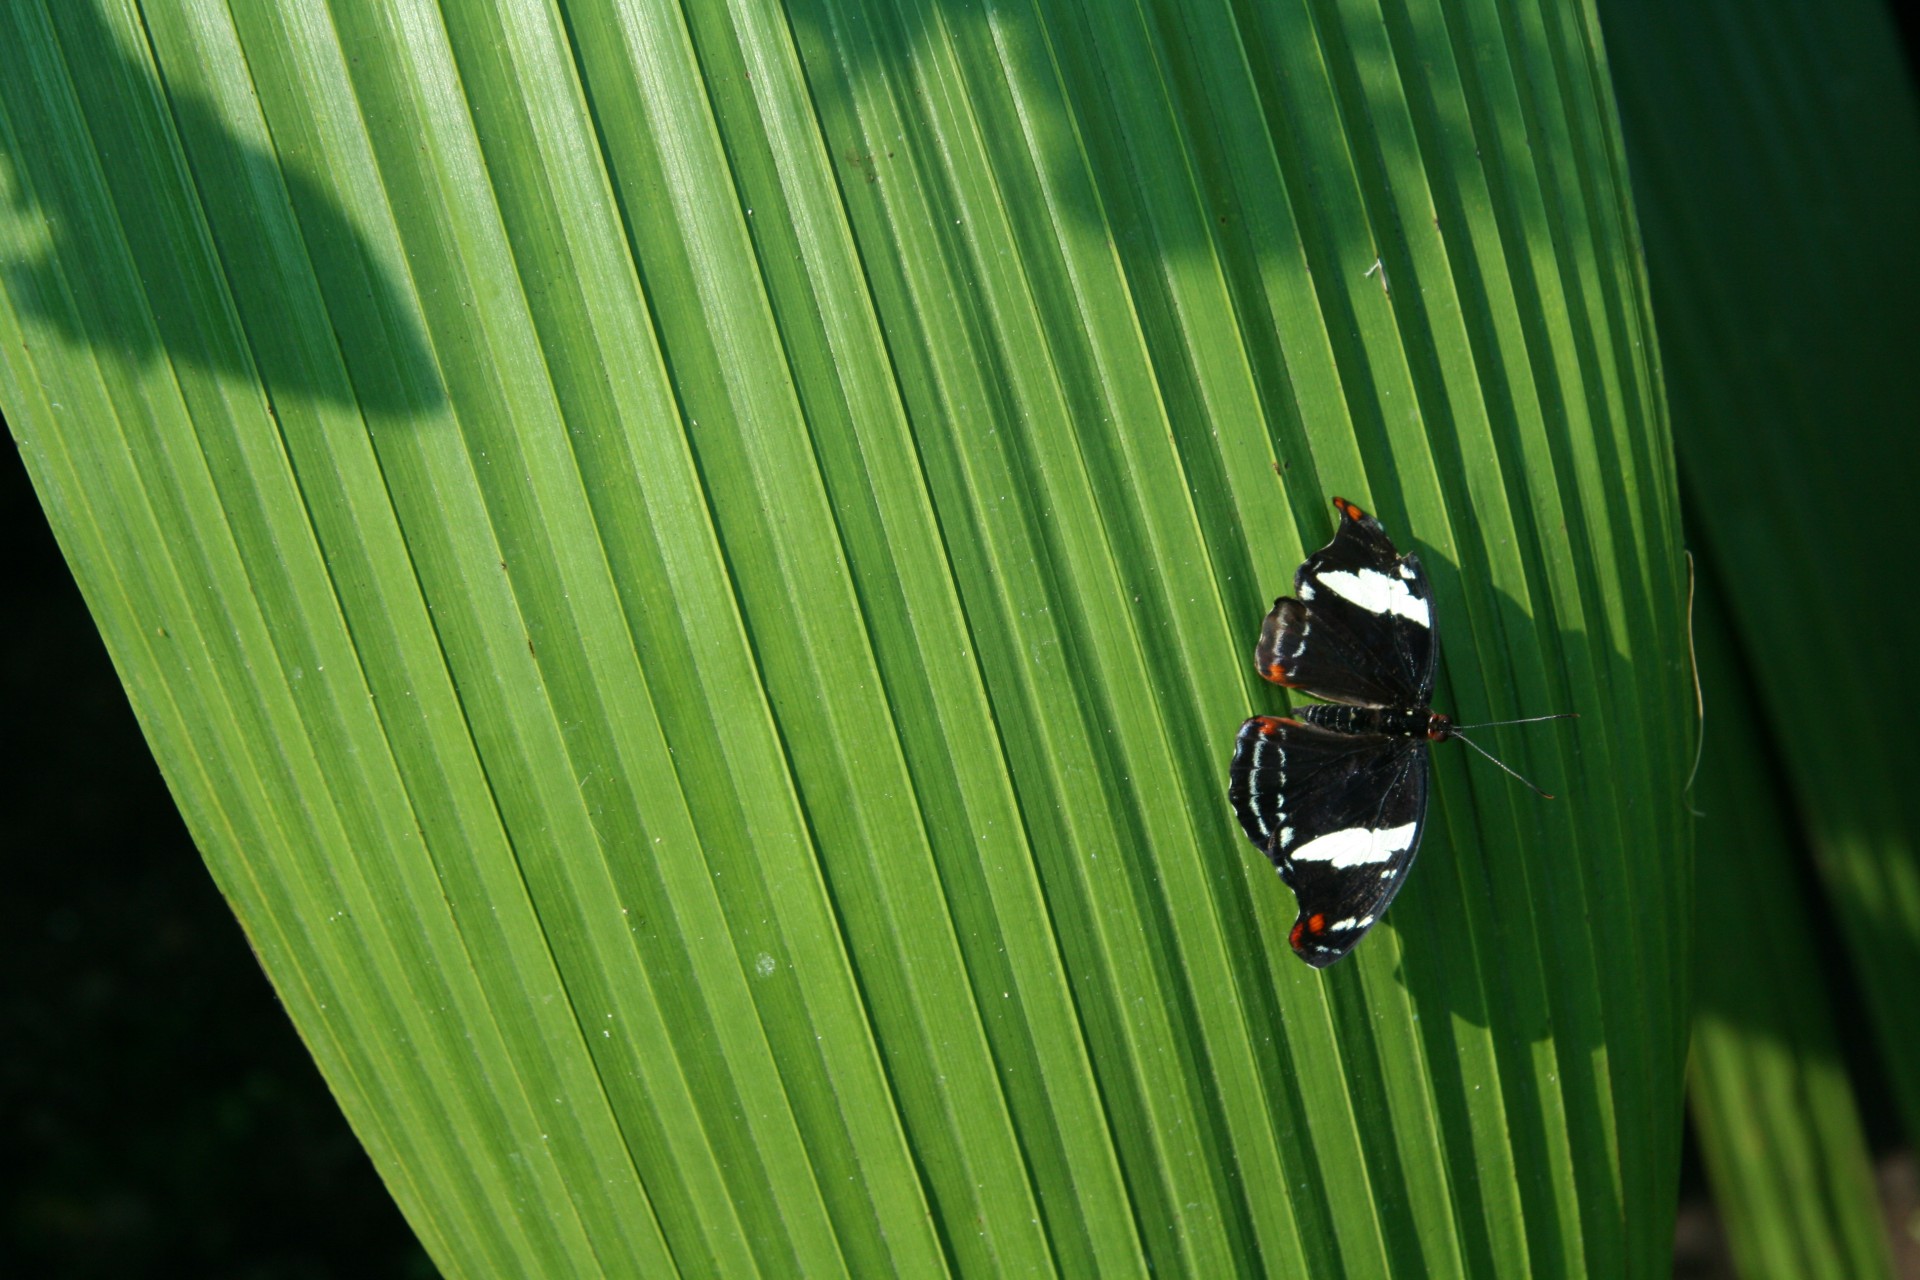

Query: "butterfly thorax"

xmin=1297 ymin=704 xmax=1454 ymax=742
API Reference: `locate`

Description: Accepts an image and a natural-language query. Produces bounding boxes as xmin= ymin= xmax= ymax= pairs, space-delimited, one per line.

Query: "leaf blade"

xmin=1 ymin=0 xmax=1694 ymax=1274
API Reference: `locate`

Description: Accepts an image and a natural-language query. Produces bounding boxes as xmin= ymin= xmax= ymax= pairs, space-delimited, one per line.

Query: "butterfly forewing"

xmin=1229 ymin=715 xmax=1430 ymax=966
xmin=1255 ymin=499 xmax=1437 ymax=707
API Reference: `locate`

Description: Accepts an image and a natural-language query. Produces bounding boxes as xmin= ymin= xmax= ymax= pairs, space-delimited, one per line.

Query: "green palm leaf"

xmin=1609 ymin=0 xmax=1920 ymax=1130
xmin=1 ymin=0 xmax=1690 ymax=1273
xmin=1684 ymin=584 xmax=1892 ymax=1280
xmin=1603 ymin=0 xmax=1920 ymax=1270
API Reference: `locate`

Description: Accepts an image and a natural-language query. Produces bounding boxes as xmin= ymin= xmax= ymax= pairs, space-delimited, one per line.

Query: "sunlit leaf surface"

xmin=1 ymin=0 xmax=1690 ymax=1273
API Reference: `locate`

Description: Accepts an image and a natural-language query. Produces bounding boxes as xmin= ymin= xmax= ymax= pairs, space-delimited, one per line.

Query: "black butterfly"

xmin=1228 ymin=497 xmax=1567 ymax=967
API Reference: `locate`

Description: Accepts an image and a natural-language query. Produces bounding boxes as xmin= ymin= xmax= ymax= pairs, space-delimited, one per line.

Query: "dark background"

xmin=2 ymin=418 xmax=431 ymax=1277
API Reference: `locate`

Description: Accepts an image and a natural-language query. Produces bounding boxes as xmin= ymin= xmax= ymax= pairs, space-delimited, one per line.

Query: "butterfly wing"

xmin=1254 ymin=497 xmax=1437 ymax=707
xmin=1228 ymin=715 xmax=1431 ymax=967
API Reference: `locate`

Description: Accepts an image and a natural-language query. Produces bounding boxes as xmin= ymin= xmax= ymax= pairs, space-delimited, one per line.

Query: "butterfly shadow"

xmin=1287 ymin=551 xmax=1637 ymax=1254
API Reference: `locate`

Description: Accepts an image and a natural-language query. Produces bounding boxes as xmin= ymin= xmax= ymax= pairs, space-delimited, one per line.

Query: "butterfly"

xmin=1228 ymin=497 xmax=1569 ymax=967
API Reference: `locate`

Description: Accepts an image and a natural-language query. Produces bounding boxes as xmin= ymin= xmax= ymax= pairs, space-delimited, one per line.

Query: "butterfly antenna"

xmin=1449 ymin=730 xmax=1558 ymax=800
xmin=1450 ymin=712 xmax=1579 ymax=730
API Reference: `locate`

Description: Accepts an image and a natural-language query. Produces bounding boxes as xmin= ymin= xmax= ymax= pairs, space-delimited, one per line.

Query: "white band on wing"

xmin=1315 ymin=568 xmax=1431 ymax=627
xmin=1288 ymin=821 xmax=1419 ymax=868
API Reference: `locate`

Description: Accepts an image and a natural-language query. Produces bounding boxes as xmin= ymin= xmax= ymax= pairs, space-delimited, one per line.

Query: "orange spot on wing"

xmin=1265 ymin=662 xmax=1297 ymax=686
xmin=1289 ymin=919 xmax=1306 ymax=951
xmin=1308 ymin=912 xmax=1327 ymax=935
xmin=1333 ymin=496 xmax=1367 ymax=522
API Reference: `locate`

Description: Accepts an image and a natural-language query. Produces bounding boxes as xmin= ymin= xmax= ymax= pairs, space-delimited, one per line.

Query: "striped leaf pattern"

xmin=0 ymin=0 xmax=1691 ymax=1273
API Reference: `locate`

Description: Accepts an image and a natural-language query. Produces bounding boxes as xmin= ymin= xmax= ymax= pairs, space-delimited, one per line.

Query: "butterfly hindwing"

xmin=1228 ymin=713 xmax=1431 ymax=967
xmin=1254 ymin=498 xmax=1437 ymax=707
